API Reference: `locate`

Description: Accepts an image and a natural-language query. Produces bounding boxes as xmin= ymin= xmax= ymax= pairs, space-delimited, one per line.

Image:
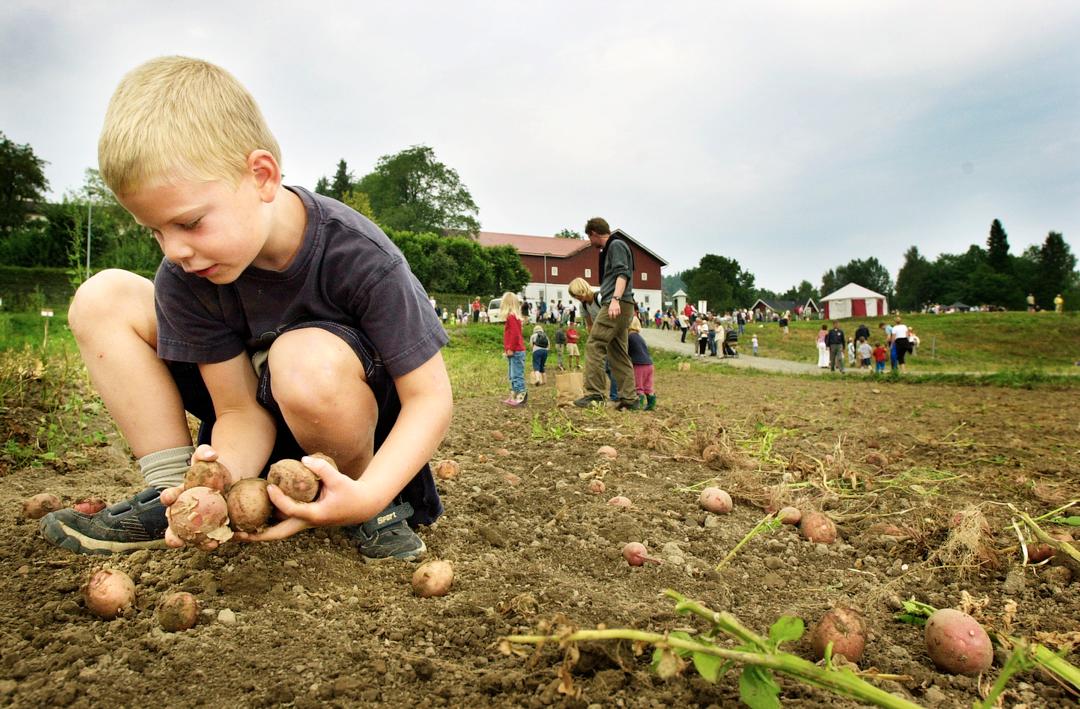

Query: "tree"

xmin=1036 ymin=231 xmax=1077 ymax=309
xmin=341 ymin=190 xmax=376 ymax=222
xmin=681 ymin=254 xmax=756 ymax=312
xmin=554 ymin=228 xmax=582 ymax=239
xmin=357 ymin=145 xmax=480 ymax=235
xmin=0 ymin=131 xmax=49 ymax=235
xmin=314 ymin=176 xmax=330 ymax=196
xmin=986 ymin=219 xmax=1010 ymax=272
xmin=894 ymin=246 xmax=933 ymax=311
xmin=780 ymin=280 xmax=818 ymax=305
xmin=329 ymin=159 xmax=353 ymax=201
xmin=820 ymin=257 xmax=893 ymax=298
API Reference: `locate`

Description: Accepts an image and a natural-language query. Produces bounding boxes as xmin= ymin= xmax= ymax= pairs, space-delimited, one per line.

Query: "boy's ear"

xmin=246 ymin=150 xmax=282 ymax=201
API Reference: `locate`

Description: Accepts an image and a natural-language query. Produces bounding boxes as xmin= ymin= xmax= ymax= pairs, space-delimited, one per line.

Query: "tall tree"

xmin=894 ymin=246 xmax=933 ymax=310
xmin=986 ymin=219 xmax=1011 ymax=272
xmin=329 ymin=159 xmax=353 ymax=201
xmin=1036 ymin=231 xmax=1077 ymax=309
xmin=357 ymin=145 xmax=480 ymax=235
xmin=554 ymin=228 xmax=582 ymax=239
xmin=681 ymin=254 xmax=756 ymax=312
xmin=314 ymin=176 xmax=330 ymax=196
xmin=780 ymin=280 xmax=818 ymax=304
xmin=821 ymin=257 xmax=893 ymax=298
xmin=0 ymin=131 xmax=49 ymax=235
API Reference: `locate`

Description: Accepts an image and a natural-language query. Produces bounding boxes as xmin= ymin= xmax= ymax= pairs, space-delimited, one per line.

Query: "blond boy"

xmin=40 ymin=57 xmax=451 ymax=560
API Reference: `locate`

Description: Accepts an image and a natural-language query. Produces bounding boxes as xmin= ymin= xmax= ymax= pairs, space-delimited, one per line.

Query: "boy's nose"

xmin=160 ymin=233 xmax=195 ymax=263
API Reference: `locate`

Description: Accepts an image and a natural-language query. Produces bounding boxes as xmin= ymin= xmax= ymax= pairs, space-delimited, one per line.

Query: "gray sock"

xmin=139 ymin=446 xmax=195 ymax=490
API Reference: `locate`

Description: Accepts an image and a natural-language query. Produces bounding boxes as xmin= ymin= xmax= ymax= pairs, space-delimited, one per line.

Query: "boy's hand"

xmin=235 ymin=455 xmax=382 ymax=542
xmin=161 ymin=444 xmax=225 ymax=551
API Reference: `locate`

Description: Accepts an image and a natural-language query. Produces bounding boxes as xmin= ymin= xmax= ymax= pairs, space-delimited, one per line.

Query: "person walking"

xmin=891 ymin=316 xmax=911 ymax=373
xmin=825 ymin=321 xmax=846 ymax=372
xmin=573 ymin=218 xmax=638 ymax=410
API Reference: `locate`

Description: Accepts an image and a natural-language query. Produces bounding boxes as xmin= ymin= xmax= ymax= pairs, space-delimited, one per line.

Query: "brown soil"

xmin=1 ymin=368 xmax=1077 ymax=707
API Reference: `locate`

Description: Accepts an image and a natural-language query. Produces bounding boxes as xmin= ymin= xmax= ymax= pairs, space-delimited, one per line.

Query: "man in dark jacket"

xmin=825 ymin=322 xmax=846 ymax=372
xmin=854 ymin=323 xmax=870 ymax=343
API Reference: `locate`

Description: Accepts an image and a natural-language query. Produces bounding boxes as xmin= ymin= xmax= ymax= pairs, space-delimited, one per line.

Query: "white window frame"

xmin=641 ymin=272 xmax=648 ymax=281
xmin=584 ymin=268 xmax=592 ymax=278
xmin=551 ymin=266 xmax=558 ymax=276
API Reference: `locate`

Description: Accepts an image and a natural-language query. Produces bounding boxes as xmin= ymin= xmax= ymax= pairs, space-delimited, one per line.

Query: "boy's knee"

xmin=268 ymin=330 xmax=369 ymax=412
xmin=69 ymin=269 xmax=151 ymax=338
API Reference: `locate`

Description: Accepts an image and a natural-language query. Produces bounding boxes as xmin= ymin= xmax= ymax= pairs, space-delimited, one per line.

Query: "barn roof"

xmin=476 ymin=229 xmax=667 ymax=265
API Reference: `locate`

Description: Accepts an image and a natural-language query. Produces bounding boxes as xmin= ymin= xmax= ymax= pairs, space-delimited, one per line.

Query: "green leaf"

xmin=895 ymin=613 xmax=928 ymax=626
xmin=738 ymin=666 xmax=781 ymax=709
xmin=1050 ymin=516 xmax=1080 ymax=527
xmin=767 ymin=616 xmax=805 ymax=648
xmin=691 ymin=651 xmax=723 ymax=682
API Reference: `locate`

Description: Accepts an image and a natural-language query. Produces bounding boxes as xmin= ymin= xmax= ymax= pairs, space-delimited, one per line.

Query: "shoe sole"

xmin=40 ymin=517 xmax=168 ymax=555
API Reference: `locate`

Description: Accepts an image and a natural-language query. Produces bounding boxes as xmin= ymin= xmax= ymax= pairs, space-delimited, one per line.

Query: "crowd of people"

xmin=817 ymin=316 xmax=918 ymax=374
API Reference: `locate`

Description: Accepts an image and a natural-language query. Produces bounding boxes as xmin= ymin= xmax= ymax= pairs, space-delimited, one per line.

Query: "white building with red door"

xmin=476 ymin=230 xmax=667 ymax=313
xmin=819 ymin=283 xmax=889 ymax=320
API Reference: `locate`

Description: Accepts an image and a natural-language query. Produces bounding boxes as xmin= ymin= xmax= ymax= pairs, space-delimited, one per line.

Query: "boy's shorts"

xmin=166 ymin=320 xmax=443 ymax=527
xmin=566 ymin=343 xmax=579 ymax=356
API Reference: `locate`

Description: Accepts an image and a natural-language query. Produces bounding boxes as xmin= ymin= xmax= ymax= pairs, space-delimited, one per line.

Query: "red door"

xmin=852 ymin=299 xmax=867 ymax=317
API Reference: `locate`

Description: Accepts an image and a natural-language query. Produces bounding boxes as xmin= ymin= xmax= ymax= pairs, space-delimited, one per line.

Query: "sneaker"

xmin=616 ymin=399 xmax=642 ymax=411
xmin=573 ymin=394 xmax=606 ymax=408
xmin=346 ymin=502 xmax=426 ymax=561
xmin=40 ymin=488 xmax=169 ymax=555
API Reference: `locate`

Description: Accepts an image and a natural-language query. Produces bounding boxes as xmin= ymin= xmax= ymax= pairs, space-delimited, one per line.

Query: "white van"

xmin=488 ymin=298 xmax=503 ymax=323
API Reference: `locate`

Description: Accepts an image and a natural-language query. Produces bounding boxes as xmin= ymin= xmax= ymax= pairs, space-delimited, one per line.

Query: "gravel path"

xmin=639 ymin=327 xmax=841 ymax=375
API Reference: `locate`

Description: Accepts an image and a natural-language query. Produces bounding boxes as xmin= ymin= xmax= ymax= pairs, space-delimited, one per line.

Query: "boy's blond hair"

xmin=567 ymin=278 xmax=593 ymax=301
xmin=629 ymin=317 xmax=642 ymax=332
xmin=99 ymin=56 xmax=281 ymax=194
xmin=499 ymin=292 xmax=522 ymax=320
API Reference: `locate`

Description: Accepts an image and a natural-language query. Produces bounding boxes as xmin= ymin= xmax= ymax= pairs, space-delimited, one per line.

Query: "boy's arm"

xmin=239 ymin=350 xmax=453 ymax=541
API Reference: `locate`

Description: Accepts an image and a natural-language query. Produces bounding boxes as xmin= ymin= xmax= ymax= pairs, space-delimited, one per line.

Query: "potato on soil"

xmin=73 ymin=497 xmax=107 ymax=515
xmin=226 ymin=478 xmax=273 ymax=533
xmin=167 ymin=486 xmax=233 ymax=545
xmin=607 ymin=495 xmax=632 ymax=507
xmin=157 ymin=591 xmax=199 ymax=632
xmin=22 ymin=493 xmax=62 ymax=520
xmin=267 ymin=459 xmax=320 ymax=502
xmin=777 ymin=506 xmax=802 ymax=525
xmin=434 ymin=460 xmax=460 ymax=480
xmin=412 ymin=560 xmax=453 ymax=597
xmin=924 ymin=608 xmax=993 ymax=675
xmin=1028 ymin=531 xmax=1074 ymax=563
xmin=810 ymin=607 xmax=866 ymax=662
xmin=82 ymin=568 xmax=135 ymax=619
xmin=623 ymin=542 xmax=662 ymax=566
xmin=183 ymin=459 xmax=231 ymax=492
xmin=698 ymin=487 xmax=732 ymax=514
xmin=587 ymin=479 xmax=606 ymax=494
xmin=597 ymin=445 xmax=618 ymax=460
xmin=800 ymin=511 xmax=837 ymax=544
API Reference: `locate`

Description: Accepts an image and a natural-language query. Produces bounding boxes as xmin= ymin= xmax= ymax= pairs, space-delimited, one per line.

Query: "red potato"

xmin=777 ymin=506 xmax=802 ymax=525
xmin=22 ymin=493 xmax=62 ymax=520
xmin=800 ymin=511 xmax=837 ymax=544
xmin=183 ymin=459 xmax=231 ymax=492
xmin=597 ymin=446 xmax=618 ymax=460
xmin=73 ymin=497 xmax=107 ymax=515
xmin=502 ymin=472 xmax=521 ymax=486
xmin=698 ymin=487 xmax=733 ymax=514
xmin=82 ymin=568 xmax=135 ymax=619
xmin=226 ymin=478 xmax=273 ymax=533
xmin=810 ymin=607 xmax=866 ymax=662
xmin=622 ymin=542 xmax=662 ymax=566
xmin=434 ymin=460 xmax=460 ymax=481
xmin=1028 ymin=531 xmax=1073 ymax=563
xmin=607 ymin=496 xmax=632 ymax=508
xmin=494 ymin=448 xmax=510 ymax=457
xmin=412 ymin=560 xmax=453 ymax=597
xmin=267 ymin=459 xmax=320 ymax=503
xmin=157 ymin=591 xmax=199 ymax=632
xmin=167 ymin=486 xmax=233 ymax=545
xmin=587 ymin=479 xmax=606 ymax=495
xmin=924 ymin=608 xmax=993 ymax=675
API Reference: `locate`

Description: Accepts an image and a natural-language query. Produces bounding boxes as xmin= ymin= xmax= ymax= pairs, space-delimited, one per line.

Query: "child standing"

xmin=751 ymin=334 xmax=759 ymax=356
xmin=530 ymin=325 xmax=549 ymax=385
xmin=628 ymin=318 xmax=656 ymax=410
xmin=857 ymin=338 xmax=872 ymax=369
xmin=501 ymin=292 xmax=527 ymax=406
xmin=697 ymin=318 xmax=709 ymax=356
xmin=565 ymin=323 xmax=581 ymax=369
xmin=872 ymin=342 xmax=888 ymax=373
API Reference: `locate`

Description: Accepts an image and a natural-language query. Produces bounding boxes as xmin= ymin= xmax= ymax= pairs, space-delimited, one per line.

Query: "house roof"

xmin=475 ymin=229 xmax=668 ymax=266
xmin=751 ymin=298 xmax=797 ymax=313
xmin=820 ymin=283 xmax=886 ymax=302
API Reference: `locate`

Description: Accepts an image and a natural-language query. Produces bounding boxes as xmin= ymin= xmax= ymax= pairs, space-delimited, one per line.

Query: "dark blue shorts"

xmin=166 ymin=320 xmax=442 ymax=527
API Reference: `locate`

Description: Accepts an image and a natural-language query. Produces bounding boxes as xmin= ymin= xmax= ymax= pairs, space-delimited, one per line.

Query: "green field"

xmin=748 ymin=311 xmax=1080 ymax=372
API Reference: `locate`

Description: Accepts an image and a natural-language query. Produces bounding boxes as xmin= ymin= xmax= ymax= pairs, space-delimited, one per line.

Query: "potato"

xmin=1029 ymin=531 xmax=1073 ymax=563
xmin=307 ymin=452 xmax=337 ymax=468
xmin=73 ymin=496 xmax=107 ymax=515
xmin=777 ymin=506 xmax=802 ymax=525
xmin=698 ymin=487 xmax=733 ymax=514
xmin=412 ymin=560 xmax=453 ymax=597
xmin=82 ymin=568 xmax=135 ymax=619
xmin=167 ymin=486 xmax=233 ymax=545
xmin=226 ymin=478 xmax=273 ymax=533
xmin=22 ymin=493 xmax=62 ymax=520
xmin=597 ymin=445 xmax=618 ymax=460
xmin=800 ymin=511 xmax=837 ymax=544
xmin=267 ymin=459 xmax=320 ymax=502
xmin=183 ymin=459 xmax=231 ymax=492
xmin=434 ymin=460 xmax=460 ymax=480
xmin=924 ymin=608 xmax=993 ymax=675
xmin=587 ymin=479 xmax=606 ymax=494
xmin=157 ymin=591 xmax=199 ymax=632
xmin=810 ymin=607 xmax=866 ymax=662
xmin=607 ymin=496 xmax=632 ymax=508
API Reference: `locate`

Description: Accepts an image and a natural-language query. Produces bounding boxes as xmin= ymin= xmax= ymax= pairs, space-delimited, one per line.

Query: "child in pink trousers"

xmin=627 ymin=318 xmax=656 ymax=410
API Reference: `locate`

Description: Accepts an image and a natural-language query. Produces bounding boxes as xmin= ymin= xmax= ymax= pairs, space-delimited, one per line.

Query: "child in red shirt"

xmin=565 ymin=324 xmax=580 ymax=369
xmin=872 ymin=342 xmax=888 ymax=374
xmin=500 ymin=292 xmax=527 ymax=406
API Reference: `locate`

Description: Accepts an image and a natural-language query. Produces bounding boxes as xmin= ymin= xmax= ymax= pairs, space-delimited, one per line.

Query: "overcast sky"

xmin=2 ymin=1 xmax=1077 ymax=291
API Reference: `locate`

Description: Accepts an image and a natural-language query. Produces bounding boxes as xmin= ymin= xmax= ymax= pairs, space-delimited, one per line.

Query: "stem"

xmin=664 ymin=589 xmax=768 ymax=650
xmin=716 ymin=513 xmax=780 ymax=572
xmin=1016 ymin=512 xmax=1080 ymax=565
xmin=978 ymin=644 xmax=1032 ymax=709
xmin=503 ymin=628 xmax=922 ymax=709
xmin=1029 ymin=500 xmax=1079 ymax=524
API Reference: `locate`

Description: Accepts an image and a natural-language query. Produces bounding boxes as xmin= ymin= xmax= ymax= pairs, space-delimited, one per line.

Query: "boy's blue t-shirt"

xmin=627 ymin=332 xmax=652 ymax=366
xmin=154 ymin=186 xmax=448 ymax=377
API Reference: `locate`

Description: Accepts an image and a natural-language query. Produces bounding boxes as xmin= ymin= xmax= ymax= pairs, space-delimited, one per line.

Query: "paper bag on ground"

xmin=555 ymin=371 xmax=584 ymax=405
